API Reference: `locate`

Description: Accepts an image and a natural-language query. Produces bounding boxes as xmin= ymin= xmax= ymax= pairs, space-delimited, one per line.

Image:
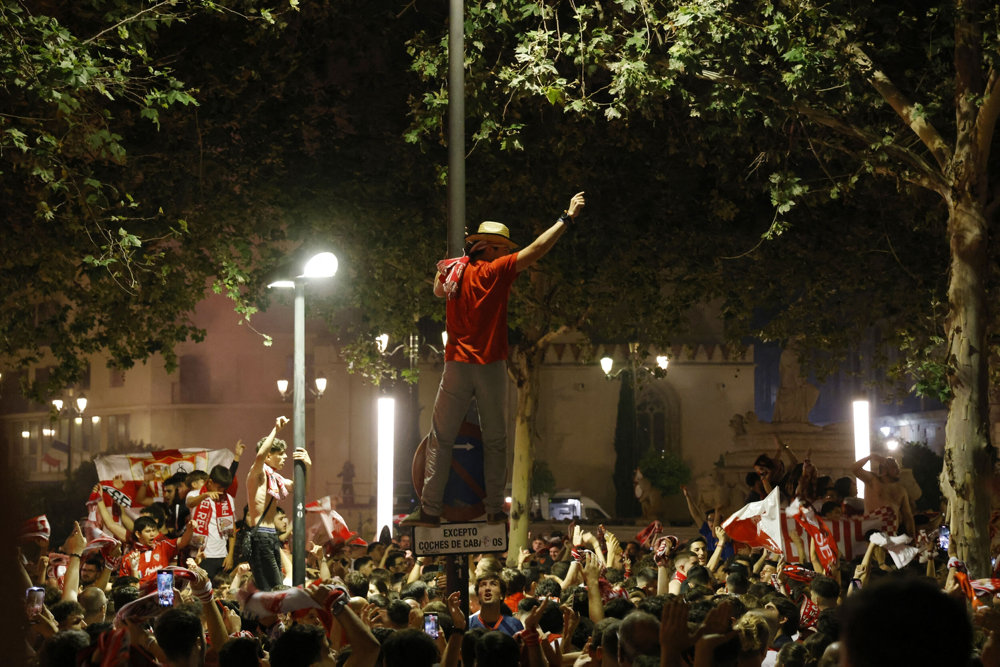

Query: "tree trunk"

xmin=941 ymin=196 xmax=994 ymax=576
xmin=507 ymin=345 xmax=542 ymax=566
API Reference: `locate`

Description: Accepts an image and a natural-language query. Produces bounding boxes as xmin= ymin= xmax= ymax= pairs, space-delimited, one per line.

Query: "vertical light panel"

xmin=853 ymin=400 xmax=870 ymax=499
xmin=377 ymin=397 xmax=396 ymax=538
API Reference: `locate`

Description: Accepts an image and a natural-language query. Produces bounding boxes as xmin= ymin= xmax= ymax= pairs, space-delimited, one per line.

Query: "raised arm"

xmin=92 ymin=484 xmax=129 ymax=542
xmin=247 ymin=416 xmax=288 ymax=522
xmin=706 ymin=525 xmax=729 ymax=577
xmin=851 ymin=455 xmax=878 ymax=486
xmin=681 ymin=485 xmax=707 ymax=526
xmin=61 ymin=522 xmax=86 ymax=602
xmin=514 ymin=192 xmax=585 ymax=272
xmin=773 ymin=434 xmax=799 ymax=467
xmin=582 ymin=551 xmax=604 ymax=622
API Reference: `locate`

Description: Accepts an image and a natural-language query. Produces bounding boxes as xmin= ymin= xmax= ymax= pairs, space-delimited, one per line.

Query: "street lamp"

xmin=276 ymin=377 xmax=327 ymax=401
xmin=268 ymin=250 xmax=338 ymax=585
xmin=600 ymin=349 xmax=669 ymax=379
xmin=51 ymin=394 xmax=88 ymax=479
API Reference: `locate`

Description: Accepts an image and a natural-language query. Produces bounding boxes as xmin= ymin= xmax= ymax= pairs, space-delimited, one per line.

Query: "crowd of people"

xmin=13 ymin=194 xmax=999 ymax=665
xmin=15 ymin=425 xmax=1000 ymax=667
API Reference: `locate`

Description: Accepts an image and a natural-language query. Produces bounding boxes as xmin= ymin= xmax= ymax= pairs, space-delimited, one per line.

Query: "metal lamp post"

xmin=268 ymin=250 xmax=338 ymax=586
xmin=51 ymin=394 xmax=88 ymax=480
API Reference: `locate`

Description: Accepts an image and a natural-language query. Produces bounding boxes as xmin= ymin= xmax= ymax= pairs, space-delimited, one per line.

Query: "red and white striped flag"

xmin=722 ymin=487 xmax=785 ymax=555
xmin=305 ymin=496 xmax=367 ymax=547
xmin=94 ymin=449 xmax=233 ymax=505
xmin=787 ymin=501 xmax=838 ymax=574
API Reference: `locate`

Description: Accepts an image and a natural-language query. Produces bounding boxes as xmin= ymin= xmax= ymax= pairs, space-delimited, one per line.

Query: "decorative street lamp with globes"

xmin=51 ymin=393 xmax=88 ymax=480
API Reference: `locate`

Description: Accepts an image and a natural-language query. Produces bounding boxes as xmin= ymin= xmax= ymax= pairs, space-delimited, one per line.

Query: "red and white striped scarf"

xmin=799 ymin=596 xmax=821 ymax=630
xmin=264 ymin=465 xmax=289 ymax=500
xmin=436 ymin=242 xmax=488 ymax=299
xmin=190 ymin=494 xmax=236 ymax=548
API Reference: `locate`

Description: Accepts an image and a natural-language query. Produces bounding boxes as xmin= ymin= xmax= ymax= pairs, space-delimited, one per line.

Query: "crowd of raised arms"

xmin=16 ymin=424 xmax=1000 ymax=667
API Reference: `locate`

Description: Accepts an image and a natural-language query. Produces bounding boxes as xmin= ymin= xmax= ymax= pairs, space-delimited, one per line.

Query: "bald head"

xmin=79 ymin=586 xmax=107 ymax=624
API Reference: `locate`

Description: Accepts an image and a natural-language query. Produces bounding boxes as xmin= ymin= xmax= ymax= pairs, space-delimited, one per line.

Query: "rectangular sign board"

xmin=411 ymin=521 xmax=508 ymax=556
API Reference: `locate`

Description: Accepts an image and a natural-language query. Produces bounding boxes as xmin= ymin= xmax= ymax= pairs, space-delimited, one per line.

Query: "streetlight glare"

xmin=656 ymin=355 xmax=669 ymax=370
xmin=376 ymin=334 xmax=389 ymax=354
xmin=75 ymin=395 xmax=88 ymax=413
xmin=600 ymin=357 xmax=614 ymax=375
xmin=302 ymin=252 xmax=338 ymax=278
xmin=267 ymin=279 xmax=295 ymax=289
xmin=51 ymin=399 xmax=64 ymax=411
xmin=277 ymin=379 xmax=289 ymax=396
xmin=314 ymin=377 xmax=327 ymax=395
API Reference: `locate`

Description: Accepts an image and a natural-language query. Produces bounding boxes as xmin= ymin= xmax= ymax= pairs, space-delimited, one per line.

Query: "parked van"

xmin=528 ymin=489 xmax=612 ymax=522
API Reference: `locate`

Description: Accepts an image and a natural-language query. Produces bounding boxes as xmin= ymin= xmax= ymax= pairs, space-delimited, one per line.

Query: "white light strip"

xmin=377 ymin=397 xmax=395 ymax=539
xmin=853 ymin=400 xmax=870 ymax=499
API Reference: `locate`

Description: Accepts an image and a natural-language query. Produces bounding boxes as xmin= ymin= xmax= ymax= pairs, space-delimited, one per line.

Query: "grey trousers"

xmin=421 ymin=360 xmax=508 ymax=515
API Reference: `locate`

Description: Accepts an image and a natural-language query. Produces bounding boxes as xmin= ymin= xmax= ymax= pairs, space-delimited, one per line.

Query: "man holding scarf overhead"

xmin=188 ymin=465 xmax=237 ymax=578
xmin=403 ymin=192 xmax=586 ymax=527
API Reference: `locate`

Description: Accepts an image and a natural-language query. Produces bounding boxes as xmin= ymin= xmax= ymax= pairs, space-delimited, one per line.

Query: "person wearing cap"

xmin=402 ymin=192 xmax=586 ymax=527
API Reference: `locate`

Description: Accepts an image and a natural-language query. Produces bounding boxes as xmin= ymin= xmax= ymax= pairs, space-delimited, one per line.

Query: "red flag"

xmin=788 ymin=501 xmax=838 ymax=575
xmin=305 ymin=496 xmax=366 ymax=547
xmin=722 ymin=487 xmax=784 ymax=555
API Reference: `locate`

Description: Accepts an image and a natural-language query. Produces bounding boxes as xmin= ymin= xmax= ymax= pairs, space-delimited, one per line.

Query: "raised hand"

xmin=524 ymin=598 xmax=549 ymax=632
xmin=582 ymin=550 xmax=601 ymax=581
xmin=561 ymin=605 xmax=580 ymax=652
xmin=446 ymin=591 xmax=467 ymax=631
xmin=65 ymin=521 xmax=86 ymax=555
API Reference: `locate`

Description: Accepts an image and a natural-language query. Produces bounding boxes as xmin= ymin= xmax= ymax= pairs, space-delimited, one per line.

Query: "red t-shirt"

xmin=120 ymin=538 xmax=179 ymax=581
xmin=444 ymin=253 xmax=520 ymax=364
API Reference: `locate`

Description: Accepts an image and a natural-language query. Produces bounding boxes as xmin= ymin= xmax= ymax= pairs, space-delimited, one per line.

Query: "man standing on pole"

xmin=402 ymin=192 xmax=586 ymax=527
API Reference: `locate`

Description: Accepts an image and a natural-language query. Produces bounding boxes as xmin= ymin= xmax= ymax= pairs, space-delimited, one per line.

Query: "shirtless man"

xmin=851 ymin=454 xmax=915 ymax=536
xmin=246 ymin=415 xmax=311 ymax=590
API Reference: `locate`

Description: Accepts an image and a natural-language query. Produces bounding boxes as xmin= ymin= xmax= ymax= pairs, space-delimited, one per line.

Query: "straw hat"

xmin=467 ymin=221 xmax=519 ymax=249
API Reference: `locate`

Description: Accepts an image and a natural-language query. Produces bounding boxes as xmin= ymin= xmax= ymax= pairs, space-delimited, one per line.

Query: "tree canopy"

xmin=404 ymin=0 xmax=999 ymax=571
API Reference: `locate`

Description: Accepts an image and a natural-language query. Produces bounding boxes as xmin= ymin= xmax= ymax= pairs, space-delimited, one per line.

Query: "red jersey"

xmin=444 ymin=253 xmax=519 ymax=364
xmin=120 ymin=538 xmax=179 ymax=581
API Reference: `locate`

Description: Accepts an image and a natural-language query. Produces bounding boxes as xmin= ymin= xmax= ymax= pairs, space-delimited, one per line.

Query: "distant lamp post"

xmin=267 ymin=250 xmax=338 ymax=586
xmin=600 ymin=346 xmax=669 ymax=379
xmin=51 ymin=394 xmax=88 ymax=479
xmin=853 ymin=400 xmax=870 ymax=499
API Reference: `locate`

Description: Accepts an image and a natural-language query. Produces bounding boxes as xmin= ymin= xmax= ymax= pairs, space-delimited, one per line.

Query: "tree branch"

xmin=697 ymin=67 xmax=947 ymax=195
xmin=533 ymin=324 xmax=571 ymax=353
xmin=849 ymin=45 xmax=953 ymax=171
xmin=791 ymin=104 xmax=948 ymax=197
